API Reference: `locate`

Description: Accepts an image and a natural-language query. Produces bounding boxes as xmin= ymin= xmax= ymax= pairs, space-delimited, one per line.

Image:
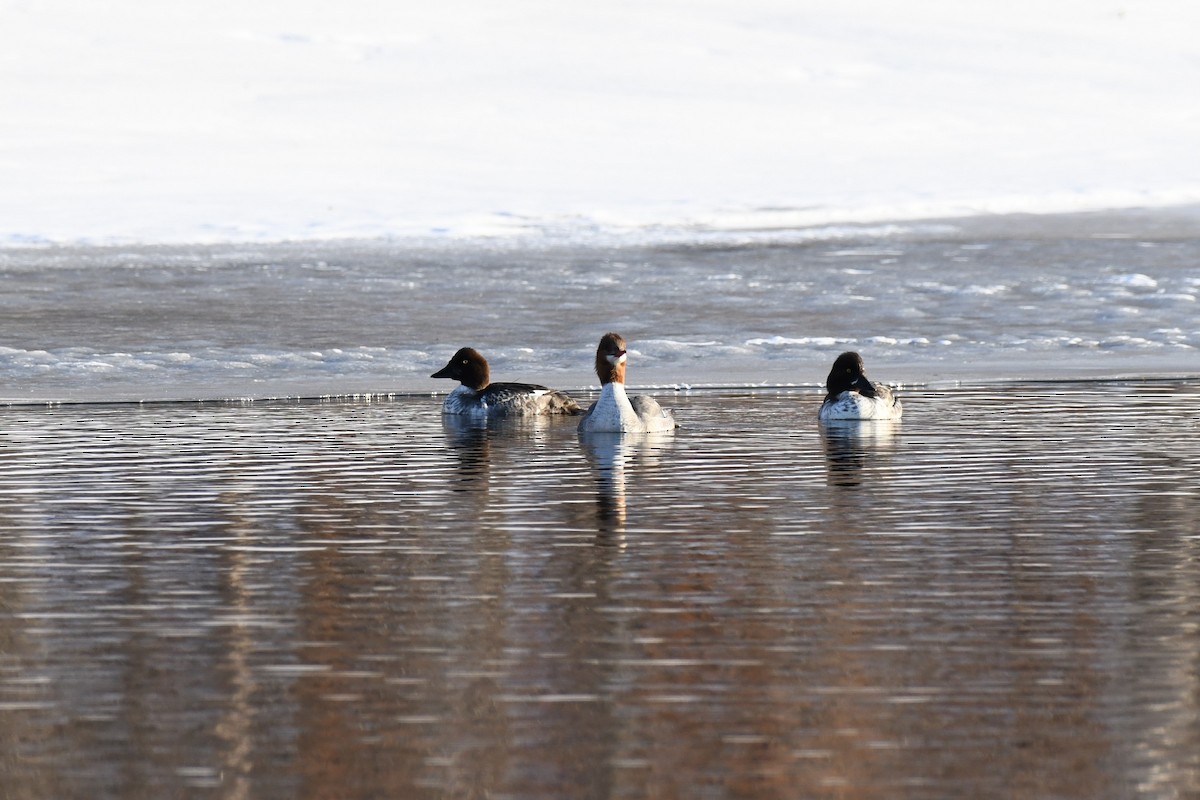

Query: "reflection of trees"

xmin=2 ymin=387 xmax=1200 ymax=797
xmin=1121 ymin=451 xmax=1200 ymax=797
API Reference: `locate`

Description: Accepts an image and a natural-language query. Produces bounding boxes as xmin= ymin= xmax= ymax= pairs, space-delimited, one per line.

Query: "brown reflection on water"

xmin=819 ymin=418 xmax=900 ymax=490
xmin=1123 ymin=447 xmax=1200 ymax=799
xmin=1 ymin=383 xmax=1199 ymax=798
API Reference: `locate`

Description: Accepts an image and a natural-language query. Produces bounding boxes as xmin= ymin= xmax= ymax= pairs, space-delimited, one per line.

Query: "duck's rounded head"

xmin=825 ymin=351 xmax=875 ymax=399
xmin=594 ymin=332 xmax=628 ymax=385
xmin=432 ymin=347 xmax=490 ymax=390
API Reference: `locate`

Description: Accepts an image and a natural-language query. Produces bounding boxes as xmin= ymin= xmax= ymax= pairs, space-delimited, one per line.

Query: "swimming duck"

xmin=818 ymin=351 xmax=902 ymax=421
xmin=431 ymin=347 xmax=581 ymax=416
xmin=578 ymin=332 xmax=677 ymax=433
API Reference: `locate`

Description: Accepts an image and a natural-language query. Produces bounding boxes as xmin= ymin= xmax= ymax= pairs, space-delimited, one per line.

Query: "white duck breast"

xmin=580 ymin=382 xmax=676 ymax=433
xmin=818 ymin=384 xmax=903 ymax=421
xmin=578 ymin=332 xmax=677 ymax=434
xmin=817 ymin=351 xmax=902 ymax=421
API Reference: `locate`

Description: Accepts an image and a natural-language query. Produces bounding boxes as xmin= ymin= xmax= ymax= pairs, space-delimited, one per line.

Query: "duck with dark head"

xmin=818 ymin=351 xmax=902 ymax=421
xmin=578 ymin=333 xmax=677 ymax=433
xmin=431 ymin=347 xmax=581 ymax=417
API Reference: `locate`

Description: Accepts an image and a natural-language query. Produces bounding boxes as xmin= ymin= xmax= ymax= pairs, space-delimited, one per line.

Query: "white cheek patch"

xmin=609 ymin=352 xmax=627 ymax=366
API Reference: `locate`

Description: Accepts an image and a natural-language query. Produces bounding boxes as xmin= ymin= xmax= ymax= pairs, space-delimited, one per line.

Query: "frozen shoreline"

xmin=7 ymin=201 xmax=1200 ymax=254
xmin=1 ymin=205 xmax=1197 ymax=405
xmin=3 ymin=371 xmax=1199 ymax=410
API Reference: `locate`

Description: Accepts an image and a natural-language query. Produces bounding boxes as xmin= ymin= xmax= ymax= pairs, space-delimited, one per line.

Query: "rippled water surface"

xmin=2 ymin=381 xmax=1198 ymax=798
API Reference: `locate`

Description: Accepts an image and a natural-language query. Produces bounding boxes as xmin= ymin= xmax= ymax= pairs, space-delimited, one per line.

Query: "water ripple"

xmin=0 ymin=381 xmax=1198 ymax=797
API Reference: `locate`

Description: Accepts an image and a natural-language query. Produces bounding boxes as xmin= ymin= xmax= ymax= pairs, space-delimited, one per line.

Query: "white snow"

xmin=3 ymin=0 xmax=1199 ymax=245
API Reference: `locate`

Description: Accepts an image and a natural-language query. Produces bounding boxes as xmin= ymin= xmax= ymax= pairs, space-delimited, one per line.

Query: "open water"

xmin=1 ymin=209 xmax=1198 ymax=798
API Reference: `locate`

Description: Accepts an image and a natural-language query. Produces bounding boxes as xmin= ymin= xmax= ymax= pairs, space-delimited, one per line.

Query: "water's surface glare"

xmin=2 ymin=382 xmax=1198 ymax=797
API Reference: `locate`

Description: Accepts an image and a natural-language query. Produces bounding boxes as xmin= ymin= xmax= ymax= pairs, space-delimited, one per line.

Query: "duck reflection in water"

xmin=439 ymin=414 xmax=495 ymax=494
xmin=439 ymin=412 xmax=556 ymax=496
xmin=578 ymin=430 xmax=675 ymax=544
xmin=819 ymin=418 xmax=900 ymax=489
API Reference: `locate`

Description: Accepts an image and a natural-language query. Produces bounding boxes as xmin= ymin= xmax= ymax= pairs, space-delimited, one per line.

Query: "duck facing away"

xmin=431 ymin=347 xmax=581 ymax=417
xmin=818 ymin=351 xmax=902 ymax=421
xmin=578 ymin=333 xmax=677 ymax=433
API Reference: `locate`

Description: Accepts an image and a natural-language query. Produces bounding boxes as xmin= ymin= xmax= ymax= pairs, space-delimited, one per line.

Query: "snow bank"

xmin=3 ymin=0 xmax=1199 ymax=244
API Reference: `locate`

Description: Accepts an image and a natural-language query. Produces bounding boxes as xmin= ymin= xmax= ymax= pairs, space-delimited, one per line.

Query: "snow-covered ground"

xmin=3 ymin=0 xmax=1199 ymax=245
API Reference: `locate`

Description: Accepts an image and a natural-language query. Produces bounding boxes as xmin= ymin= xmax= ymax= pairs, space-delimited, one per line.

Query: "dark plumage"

xmin=431 ymin=347 xmax=581 ymax=416
xmin=818 ymin=351 xmax=902 ymax=420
